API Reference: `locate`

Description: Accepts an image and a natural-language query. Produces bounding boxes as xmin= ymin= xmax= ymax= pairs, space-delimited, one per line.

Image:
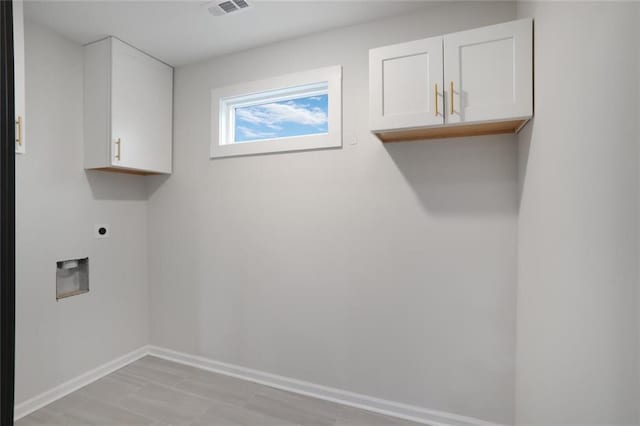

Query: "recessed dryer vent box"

xmin=56 ymin=257 xmax=89 ymax=300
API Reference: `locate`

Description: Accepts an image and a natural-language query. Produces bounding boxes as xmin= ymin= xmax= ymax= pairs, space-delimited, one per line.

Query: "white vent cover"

xmin=208 ymin=0 xmax=251 ymax=16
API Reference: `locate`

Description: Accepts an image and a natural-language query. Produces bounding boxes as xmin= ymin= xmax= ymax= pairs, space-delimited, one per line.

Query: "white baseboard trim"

xmin=14 ymin=344 xmax=505 ymax=426
xmin=14 ymin=346 xmax=149 ymax=420
xmin=147 ymin=345 xmax=504 ymax=426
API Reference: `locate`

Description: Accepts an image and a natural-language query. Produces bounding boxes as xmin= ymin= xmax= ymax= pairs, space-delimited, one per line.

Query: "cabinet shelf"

xmin=84 ymin=37 xmax=173 ymax=175
xmin=375 ymin=119 xmax=529 ymax=143
xmin=369 ymin=18 xmax=533 ymax=143
xmin=88 ymin=167 xmax=167 ymax=176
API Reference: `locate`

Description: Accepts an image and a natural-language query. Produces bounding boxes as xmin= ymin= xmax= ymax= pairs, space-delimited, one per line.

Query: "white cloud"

xmin=236 ymin=126 xmax=276 ymax=139
xmin=236 ymin=100 xmax=327 ymax=128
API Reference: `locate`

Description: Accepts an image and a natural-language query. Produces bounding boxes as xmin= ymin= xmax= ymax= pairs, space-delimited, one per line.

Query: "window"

xmin=233 ymin=89 xmax=328 ymax=143
xmin=211 ymin=66 xmax=342 ymax=158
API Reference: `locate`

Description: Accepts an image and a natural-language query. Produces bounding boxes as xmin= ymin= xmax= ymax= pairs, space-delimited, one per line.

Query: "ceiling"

xmin=24 ymin=1 xmax=433 ymax=66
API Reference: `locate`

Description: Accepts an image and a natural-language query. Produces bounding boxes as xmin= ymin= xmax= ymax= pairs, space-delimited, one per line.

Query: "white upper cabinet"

xmin=369 ymin=18 xmax=533 ymax=142
xmin=369 ymin=36 xmax=443 ymax=132
xmin=84 ymin=37 xmax=173 ymax=174
xmin=14 ymin=0 xmax=25 ymax=154
xmin=444 ymin=18 xmax=532 ymax=125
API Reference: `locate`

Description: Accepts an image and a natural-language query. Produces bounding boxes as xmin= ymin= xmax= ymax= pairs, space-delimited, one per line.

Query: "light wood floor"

xmin=16 ymin=356 xmax=424 ymax=425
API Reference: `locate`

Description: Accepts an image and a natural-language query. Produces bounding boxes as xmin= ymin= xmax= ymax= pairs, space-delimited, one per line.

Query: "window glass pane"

xmin=234 ymin=94 xmax=328 ymax=143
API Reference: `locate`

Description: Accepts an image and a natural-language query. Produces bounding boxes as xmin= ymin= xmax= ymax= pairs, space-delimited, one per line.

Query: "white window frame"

xmin=211 ymin=65 xmax=342 ymax=158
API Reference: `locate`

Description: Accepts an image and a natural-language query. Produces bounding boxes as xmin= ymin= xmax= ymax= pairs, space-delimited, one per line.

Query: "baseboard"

xmin=14 ymin=346 xmax=148 ymax=420
xmin=14 ymin=344 xmax=505 ymax=426
xmin=148 ymin=345 xmax=505 ymax=426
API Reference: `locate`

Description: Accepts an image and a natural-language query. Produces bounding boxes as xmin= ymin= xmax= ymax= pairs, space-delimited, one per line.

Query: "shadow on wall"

xmin=517 ymin=118 xmax=533 ymax=209
xmin=383 ymin=134 xmax=518 ymax=216
xmin=85 ymin=170 xmax=156 ymax=201
xmin=146 ymin=174 xmax=171 ymax=198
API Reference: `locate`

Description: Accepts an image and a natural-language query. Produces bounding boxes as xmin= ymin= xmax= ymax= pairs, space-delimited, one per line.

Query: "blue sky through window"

xmin=234 ymin=94 xmax=328 ymax=143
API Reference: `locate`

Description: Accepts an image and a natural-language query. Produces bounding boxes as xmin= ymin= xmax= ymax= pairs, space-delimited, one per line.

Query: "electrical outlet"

xmin=94 ymin=224 xmax=110 ymax=239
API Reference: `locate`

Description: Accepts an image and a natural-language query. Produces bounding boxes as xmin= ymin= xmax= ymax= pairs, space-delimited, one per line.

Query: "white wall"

xmin=637 ymin=2 xmax=640 ymax=414
xmin=15 ymin=22 xmax=150 ymax=404
xmin=147 ymin=2 xmax=518 ymax=423
xmin=516 ymin=2 xmax=639 ymax=424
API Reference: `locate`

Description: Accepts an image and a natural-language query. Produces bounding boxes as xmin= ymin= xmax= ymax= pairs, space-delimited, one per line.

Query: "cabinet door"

xmin=111 ymin=39 xmax=172 ymax=173
xmin=13 ymin=0 xmax=25 ymax=154
xmin=444 ymin=18 xmax=532 ymax=125
xmin=370 ymin=36 xmax=443 ymax=132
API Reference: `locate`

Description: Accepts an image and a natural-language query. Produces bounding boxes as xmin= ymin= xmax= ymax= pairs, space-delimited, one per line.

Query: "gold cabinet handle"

xmin=450 ymin=81 xmax=454 ymax=115
xmin=434 ymin=83 xmax=438 ymax=116
xmin=115 ymin=138 xmax=121 ymax=161
xmin=15 ymin=116 xmax=22 ymax=146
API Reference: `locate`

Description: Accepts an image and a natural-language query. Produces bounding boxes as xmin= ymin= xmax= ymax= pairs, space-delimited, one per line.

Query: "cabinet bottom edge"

xmin=376 ymin=118 xmax=530 ymax=143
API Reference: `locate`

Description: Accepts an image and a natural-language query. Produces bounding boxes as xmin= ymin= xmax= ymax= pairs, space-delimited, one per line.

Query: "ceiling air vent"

xmin=208 ymin=0 xmax=251 ymax=16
